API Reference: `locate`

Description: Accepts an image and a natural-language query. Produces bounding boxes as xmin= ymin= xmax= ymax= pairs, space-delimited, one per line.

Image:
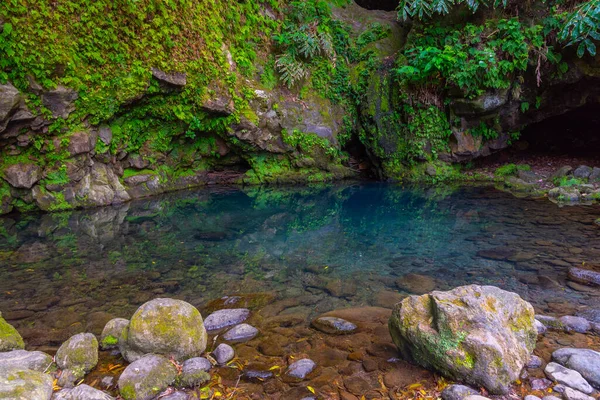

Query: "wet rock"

xmin=530 ymin=378 xmax=552 ymax=390
xmin=464 ymin=396 xmax=491 ymax=400
xmin=576 ymin=309 xmax=600 ymax=323
xmin=558 ymin=316 xmax=591 ymax=333
xmin=223 ymin=323 xmax=258 ymax=342
xmin=242 ymin=370 xmax=274 ymax=382
xmin=389 ymin=285 xmax=537 ymax=394
xmin=441 ymin=384 xmax=479 ymax=400
xmin=41 ymin=85 xmax=78 ymax=119
xmin=542 ymin=396 xmax=562 ymax=400
xmin=396 ymin=273 xmax=436 ymax=294
xmin=552 ymin=348 xmax=600 ymax=389
xmin=0 ymin=368 xmax=53 ymax=400
xmin=344 ymin=376 xmax=374 ymax=396
xmin=118 ymin=354 xmax=178 ymax=400
xmin=203 ymin=308 xmax=250 ymax=331
xmin=3 ymin=163 xmax=41 ymax=189
xmin=121 ymin=298 xmax=207 ymax=362
xmin=568 ymin=267 xmax=600 ymax=286
xmin=151 ymin=68 xmax=187 ymax=87
xmin=589 ymin=168 xmax=600 ymax=183
xmin=573 ymin=166 xmax=593 ymax=180
xmin=0 ymin=313 xmax=24 ymax=351
xmin=177 ymin=357 xmax=211 ymax=388
xmin=55 ymin=333 xmax=98 ymax=383
xmin=286 ymin=358 xmax=316 ymax=379
xmin=52 ymin=384 xmax=114 ymax=400
xmin=100 ymin=318 xmax=128 ymax=349
xmin=534 ymin=320 xmax=547 ymax=335
xmin=524 ymin=396 xmax=542 ymax=400
xmin=160 ymin=392 xmax=189 ymax=400
xmin=518 ymin=170 xmax=541 ymax=184
xmin=212 ymin=343 xmax=234 ymax=365
xmin=551 ymin=166 xmax=573 ymax=179
xmin=476 ymin=247 xmax=514 ymax=261
xmin=536 ymin=315 xmax=565 ymax=331
xmin=527 ymin=355 xmax=544 ymax=369
xmin=311 ymin=316 xmax=357 ymax=335
xmin=0 ymin=350 xmax=53 ymax=372
xmin=549 ymin=187 xmax=581 ymax=202
xmin=564 ymin=387 xmax=595 ymax=400
xmin=544 ymin=362 xmax=593 ymax=394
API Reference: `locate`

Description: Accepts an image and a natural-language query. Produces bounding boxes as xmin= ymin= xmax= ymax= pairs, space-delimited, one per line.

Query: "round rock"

xmin=441 ymin=384 xmax=479 ymax=400
xmin=203 ymin=308 xmax=250 ymax=331
xmin=212 ymin=343 xmax=235 ymax=365
xmin=0 ymin=350 xmax=53 ymax=372
xmin=0 ymin=314 xmax=24 ymax=351
xmin=125 ymin=298 xmax=207 ymax=362
xmin=178 ymin=357 xmax=211 ymax=388
xmin=223 ymin=324 xmax=258 ymax=342
xmin=55 ymin=333 xmax=98 ymax=377
xmin=52 ymin=384 xmax=114 ymax=400
xmin=311 ymin=316 xmax=357 ymax=335
xmin=559 ymin=316 xmax=591 ymax=333
xmin=100 ymin=318 xmax=128 ymax=350
xmin=544 ymin=362 xmax=593 ymax=394
xmin=552 ymin=348 xmax=600 ymax=389
xmin=0 ymin=368 xmax=53 ymax=400
xmin=286 ymin=358 xmax=316 ymax=379
xmin=118 ymin=354 xmax=178 ymax=400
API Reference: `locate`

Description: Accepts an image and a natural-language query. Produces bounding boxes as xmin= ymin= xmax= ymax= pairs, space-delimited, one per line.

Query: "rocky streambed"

xmin=1 ymin=284 xmax=600 ymax=400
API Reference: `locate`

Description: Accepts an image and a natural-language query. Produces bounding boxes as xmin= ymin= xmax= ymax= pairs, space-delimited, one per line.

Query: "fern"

xmin=275 ymin=53 xmax=309 ymax=88
xmin=559 ymin=0 xmax=600 ymax=57
xmin=397 ymin=0 xmax=508 ymax=21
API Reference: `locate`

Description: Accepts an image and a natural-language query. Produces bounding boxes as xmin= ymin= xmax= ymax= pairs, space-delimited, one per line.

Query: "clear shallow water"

xmin=1 ymin=183 xmax=599 ymax=350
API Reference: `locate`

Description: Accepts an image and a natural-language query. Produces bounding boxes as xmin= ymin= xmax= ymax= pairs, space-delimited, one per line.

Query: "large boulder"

xmin=55 ymin=333 xmax=98 ymax=382
xmin=552 ymin=348 xmax=600 ymax=389
xmin=41 ymin=85 xmax=78 ymax=119
xmin=120 ymin=298 xmax=207 ymax=362
xmin=389 ymin=285 xmax=537 ymax=394
xmin=0 ymin=350 xmax=54 ymax=372
xmin=0 ymin=313 xmax=24 ymax=351
xmin=2 ymin=163 xmax=42 ymax=189
xmin=118 ymin=354 xmax=178 ymax=400
xmin=0 ymin=368 xmax=53 ymax=400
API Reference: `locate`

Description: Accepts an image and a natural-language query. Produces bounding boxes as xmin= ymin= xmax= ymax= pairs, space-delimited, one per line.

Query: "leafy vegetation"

xmin=494 ymin=163 xmax=531 ymax=177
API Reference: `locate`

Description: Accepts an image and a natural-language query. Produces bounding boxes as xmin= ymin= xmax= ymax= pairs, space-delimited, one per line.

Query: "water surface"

xmin=1 ymin=183 xmax=599 ymax=350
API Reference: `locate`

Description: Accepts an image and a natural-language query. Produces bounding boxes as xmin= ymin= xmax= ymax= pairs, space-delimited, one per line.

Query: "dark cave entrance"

xmin=354 ymin=0 xmax=399 ymax=11
xmin=518 ymin=103 xmax=600 ymax=158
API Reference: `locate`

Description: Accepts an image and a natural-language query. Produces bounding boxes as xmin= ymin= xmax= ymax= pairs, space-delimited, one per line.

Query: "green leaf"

xmin=577 ymin=41 xmax=586 ymax=58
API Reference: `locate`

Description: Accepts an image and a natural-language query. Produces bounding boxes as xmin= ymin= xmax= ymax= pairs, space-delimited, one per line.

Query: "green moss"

xmin=101 ymin=335 xmax=118 ymax=348
xmin=0 ymin=317 xmax=25 ymax=351
xmin=123 ymin=168 xmax=157 ymax=179
xmin=494 ymin=163 xmax=530 ymax=177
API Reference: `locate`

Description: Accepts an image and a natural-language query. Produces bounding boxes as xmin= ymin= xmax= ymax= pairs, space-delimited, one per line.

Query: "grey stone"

xmin=0 ymin=350 xmax=54 ymax=372
xmin=151 ymin=68 xmax=187 ymax=87
xmin=203 ymin=308 xmax=250 ymax=331
xmin=544 ymin=362 xmax=593 ymax=394
xmin=552 ymin=348 xmax=600 ymax=389
xmin=527 ymin=355 xmax=544 ymax=369
xmin=100 ymin=318 xmax=129 ymax=350
xmin=55 ymin=333 xmax=98 ymax=379
xmin=518 ymin=170 xmax=541 ymax=184
xmin=0 ymin=368 xmax=53 ymax=400
xmin=558 ymin=316 xmax=591 ymax=333
xmin=534 ymin=319 xmax=547 ymax=335
xmin=41 ymin=85 xmax=78 ymax=119
xmin=589 ymin=168 xmax=600 ymax=183
xmin=117 ymin=354 xmax=177 ymax=400
xmin=311 ymin=316 xmax=357 ymax=335
xmin=98 ymin=125 xmax=112 ymax=145
xmin=568 ymin=267 xmax=600 ymax=286
xmin=52 ymin=384 xmax=114 ymax=400
xmin=536 ymin=315 xmax=565 ymax=331
xmin=576 ymin=309 xmax=600 ymax=323
xmin=464 ymin=396 xmax=491 ymax=400
xmin=2 ymin=163 xmax=42 ymax=189
xmin=441 ymin=384 xmax=479 ymax=400
xmin=563 ymin=387 xmax=595 ymax=400
xmin=212 ymin=343 xmax=234 ymax=365
xmin=223 ymin=324 xmax=258 ymax=342
xmin=121 ymin=298 xmax=207 ymax=362
xmin=389 ymin=285 xmax=537 ymax=395
xmin=425 ymin=165 xmax=437 ymax=177
xmin=160 ymin=392 xmax=189 ymax=400
xmin=524 ymin=396 xmax=542 ymax=400
xmin=67 ymin=131 xmax=93 ymax=156
xmin=178 ymin=357 xmax=211 ymax=388
xmin=542 ymin=397 xmax=562 ymax=400
xmin=0 ymin=83 xmax=22 ymax=123
xmin=530 ymin=378 xmax=552 ymax=390
xmin=573 ymin=166 xmax=593 ymax=179
xmin=286 ymin=358 xmax=316 ymax=379
xmin=552 ymin=166 xmax=573 ymax=179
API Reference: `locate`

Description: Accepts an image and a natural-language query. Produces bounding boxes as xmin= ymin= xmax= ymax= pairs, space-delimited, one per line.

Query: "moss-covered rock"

xmin=389 ymin=285 xmax=537 ymax=394
xmin=55 ymin=333 xmax=99 ymax=382
xmin=0 ymin=313 xmax=24 ymax=351
xmin=123 ymin=298 xmax=207 ymax=362
xmin=0 ymin=368 xmax=53 ymax=400
xmin=0 ymin=350 xmax=54 ymax=373
xmin=117 ymin=354 xmax=177 ymax=400
xmin=100 ymin=318 xmax=129 ymax=350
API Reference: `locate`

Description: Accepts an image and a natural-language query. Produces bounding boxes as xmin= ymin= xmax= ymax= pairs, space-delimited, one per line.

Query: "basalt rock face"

xmin=389 ymin=285 xmax=537 ymax=394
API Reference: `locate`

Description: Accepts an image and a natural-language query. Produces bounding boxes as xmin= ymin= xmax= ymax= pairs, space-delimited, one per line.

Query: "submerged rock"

xmin=441 ymin=384 xmax=478 ymax=400
xmin=212 ymin=343 xmax=235 ymax=365
xmin=0 ymin=313 xmax=24 ymax=351
xmin=121 ymin=298 xmax=207 ymax=362
xmin=100 ymin=318 xmax=129 ymax=350
xmin=118 ymin=354 xmax=178 ymax=400
xmin=52 ymin=384 xmax=114 ymax=400
xmin=552 ymin=348 xmax=600 ymax=389
xmin=0 ymin=368 xmax=53 ymax=400
xmin=223 ymin=323 xmax=258 ymax=342
xmin=389 ymin=285 xmax=537 ymax=394
xmin=0 ymin=350 xmax=54 ymax=372
xmin=203 ymin=308 xmax=250 ymax=331
xmin=311 ymin=316 xmax=357 ymax=335
xmin=396 ymin=273 xmax=436 ymax=294
xmin=544 ymin=362 xmax=593 ymax=394
xmin=286 ymin=358 xmax=316 ymax=379
xmin=568 ymin=268 xmax=600 ymax=286
xmin=558 ymin=316 xmax=591 ymax=333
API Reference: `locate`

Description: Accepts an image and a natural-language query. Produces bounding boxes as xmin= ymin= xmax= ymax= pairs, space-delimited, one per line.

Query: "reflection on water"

xmin=1 ymin=183 xmax=599 ymax=350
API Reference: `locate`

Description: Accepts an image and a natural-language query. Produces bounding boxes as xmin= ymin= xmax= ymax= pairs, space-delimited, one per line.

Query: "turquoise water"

xmin=1 ymin=183 xmax=599 ymax=349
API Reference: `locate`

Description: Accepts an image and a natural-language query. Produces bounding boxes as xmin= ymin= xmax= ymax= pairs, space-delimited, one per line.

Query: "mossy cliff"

xmin=0 ymin=0 xmax=599 ymax=213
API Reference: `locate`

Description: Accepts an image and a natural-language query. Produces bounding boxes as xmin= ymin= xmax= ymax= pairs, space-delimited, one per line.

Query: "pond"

xmin=1 ymin=182 xmax=599 ymax=354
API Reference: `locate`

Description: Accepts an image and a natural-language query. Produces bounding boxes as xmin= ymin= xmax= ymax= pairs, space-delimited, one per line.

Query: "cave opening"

xmin=518 ymin=103 xmax=600 ymax=159
xmin=354 ymin=0 xmax=399 ymax=12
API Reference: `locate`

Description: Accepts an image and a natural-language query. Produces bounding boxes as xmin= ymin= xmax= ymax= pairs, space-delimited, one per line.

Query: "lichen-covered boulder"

xmin=0 ymin=368 xmax=53 ymax=400
xmin=122 ymin=298 xmax=207 ymax=362
xmin=0 ymin=350 xmax=54 ymax=372
xmin=100 ymin=318 xmax=129 ymax=350
xmin=0 ymin=313 xmax=24 ymax=351
xmin=118 ymin=354 xmax=177 ymax=400
xmin=55 ymin=333 xmax=98 ymax=381
xmin=389 ymin=285 xmax=537 ymax=394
